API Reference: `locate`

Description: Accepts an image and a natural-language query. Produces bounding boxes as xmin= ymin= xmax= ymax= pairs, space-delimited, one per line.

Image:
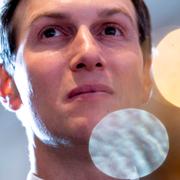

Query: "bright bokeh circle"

xmin=152 ymin=28 xmax=180 ymax=107
xmin=89 ymin=109 xmax=169 ymax=180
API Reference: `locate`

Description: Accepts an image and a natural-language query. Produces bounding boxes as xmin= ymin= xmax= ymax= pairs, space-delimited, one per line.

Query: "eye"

xmin=102 ymin=25 xmax=123 ymax=36
xmin=42 ymin=27 xmax=61 ymax=38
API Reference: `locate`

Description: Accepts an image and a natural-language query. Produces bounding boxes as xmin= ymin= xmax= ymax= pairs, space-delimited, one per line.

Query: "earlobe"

xmin=0 ymin=65 xmax=22 ymax=111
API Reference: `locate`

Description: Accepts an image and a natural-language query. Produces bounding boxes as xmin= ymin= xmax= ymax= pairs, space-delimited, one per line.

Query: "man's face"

xmin=13 ymin=0 xmax=151 ymax=144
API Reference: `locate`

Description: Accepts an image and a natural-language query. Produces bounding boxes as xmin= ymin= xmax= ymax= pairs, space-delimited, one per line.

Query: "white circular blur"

xmin=153 ymin=28 xmax=180 ymax=107
xmin=89 ymin=109 xmax=169 ymax=179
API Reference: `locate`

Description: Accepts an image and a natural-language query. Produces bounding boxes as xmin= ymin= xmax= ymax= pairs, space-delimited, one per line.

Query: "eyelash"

xmin=39 ymin=25 xmax=68 ymax=39
xmin=99 ymin=23 xmax=125 ymax=37
xmin=38 ymin=23 xmax=125 ymax=41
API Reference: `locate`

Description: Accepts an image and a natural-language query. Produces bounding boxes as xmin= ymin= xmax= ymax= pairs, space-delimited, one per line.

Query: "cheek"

xmin=111 ymin=52 xmax=143 ymax=79
xmin=103 ymin=41 xmax=144 ymax=77
xmin=109 ymin=50 xmax=145 ymax=97
xmin=16 ymin=49 xmax=68 ymax=105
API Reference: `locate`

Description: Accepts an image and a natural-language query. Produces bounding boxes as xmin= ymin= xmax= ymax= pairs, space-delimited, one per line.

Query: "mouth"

xmin=67 ymin=84 xmax=114 ymax=100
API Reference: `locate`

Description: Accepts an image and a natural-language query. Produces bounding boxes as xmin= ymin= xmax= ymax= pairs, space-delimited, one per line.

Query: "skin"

xmin=0 ymin=0 xmax=151 ymax=179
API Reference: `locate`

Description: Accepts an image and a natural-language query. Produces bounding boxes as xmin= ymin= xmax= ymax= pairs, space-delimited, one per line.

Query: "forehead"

xmin=17 ymin=0 xmax=135 ymax=13
xmin=14 ymin=0 xmax=136 ymax=25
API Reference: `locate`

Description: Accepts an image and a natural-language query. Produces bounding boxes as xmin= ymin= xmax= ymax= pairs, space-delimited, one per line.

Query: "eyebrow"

xmin=29 ymin=12 xmax=71 ymax=26
xmin=29 ymin=7 xmax=135 ymax=28
xmin=98 ymin=8 xmax=135 ymax=25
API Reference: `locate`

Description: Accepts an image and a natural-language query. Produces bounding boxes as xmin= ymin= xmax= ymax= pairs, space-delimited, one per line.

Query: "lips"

xmin=67 ymin=84 xmax=113 ymax=99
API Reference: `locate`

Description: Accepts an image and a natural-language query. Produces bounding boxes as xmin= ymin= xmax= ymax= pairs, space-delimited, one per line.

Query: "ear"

xmin=140 ymin=37 xmax=153 ymax=103
xmin=0 ymin=65 xmax=22 ymax=111
xmin=143 ymin=56 xmax=152 ymax=103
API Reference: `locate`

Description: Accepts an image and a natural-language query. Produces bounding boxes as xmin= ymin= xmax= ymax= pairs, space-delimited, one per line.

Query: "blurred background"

xmin=0 ymin=0 xmax=180 ymax=179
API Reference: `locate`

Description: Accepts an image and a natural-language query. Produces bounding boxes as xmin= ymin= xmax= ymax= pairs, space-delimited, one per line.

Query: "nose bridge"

xmin=69 ymin=25 xmax=105 ymax=72
xmin=75 ymin=25 xmax=95 ymax=53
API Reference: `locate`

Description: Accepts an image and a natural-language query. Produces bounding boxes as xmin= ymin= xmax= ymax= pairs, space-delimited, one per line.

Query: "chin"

xmin=64 ymin=114 xmax=105 ymax=145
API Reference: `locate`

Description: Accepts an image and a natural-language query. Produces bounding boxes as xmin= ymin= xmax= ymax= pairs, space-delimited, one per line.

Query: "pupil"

xmin=105 ymin=26 xmax=116 ymax=35
xmin=44 ymin=28 xmax=56 ymax=38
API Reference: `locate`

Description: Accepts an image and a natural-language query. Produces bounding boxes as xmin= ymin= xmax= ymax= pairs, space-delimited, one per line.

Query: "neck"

xmin=30 ymin=136 xmax=116 ymax=180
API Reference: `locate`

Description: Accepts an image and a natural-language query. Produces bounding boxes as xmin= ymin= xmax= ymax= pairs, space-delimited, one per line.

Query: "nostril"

xmin=96 ymin=63 xmax=102 ymax=67
xmin=76 ymin=63 xmax=86 ymax=69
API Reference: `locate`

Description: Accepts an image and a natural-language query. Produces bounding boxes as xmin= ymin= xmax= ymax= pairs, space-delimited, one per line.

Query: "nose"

xmin=69 ymin=25 xmax=106 ymax=72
